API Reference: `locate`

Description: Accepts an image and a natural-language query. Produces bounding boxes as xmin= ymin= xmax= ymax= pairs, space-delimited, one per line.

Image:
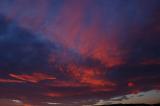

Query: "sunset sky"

xmin=0 ymin=0 xmax=160 ymax=106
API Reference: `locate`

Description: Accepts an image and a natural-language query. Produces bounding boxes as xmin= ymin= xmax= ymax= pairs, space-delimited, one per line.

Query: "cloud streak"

xmin=9 ymin=73 xmax=56 ymax=83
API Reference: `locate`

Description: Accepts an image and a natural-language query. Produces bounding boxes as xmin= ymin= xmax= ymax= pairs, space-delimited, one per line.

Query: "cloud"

xmin=0 ymin=14 xmax=53 ymax=74
xmin=9 ymin=73 xmax=56 ymax=83
xmin=0 ymin=99 xmax=23 ymax=106
xmin=0 ymin=78 xmax=24 ymax=83
xmin=0 ymin=0 xmax=160 ymax=105
xmin=67 ymin=64 xmax=115 ymax=87
xmin=46 ymin=102 xmax=61 ymax=105
xmin=45 ymin=92 xmax=64 ymax=97
xmin=47 ymin=80 xmax=84 ymax=88
xmin=0 ymin=98 xmax=33 ymax=106
xmin=12 ymin=99 xmax=23 ymax=104
xmin=141 ymin=59 xmax=160 ymax=65
xmin=94 ymin=90 xmax=160 ymax=105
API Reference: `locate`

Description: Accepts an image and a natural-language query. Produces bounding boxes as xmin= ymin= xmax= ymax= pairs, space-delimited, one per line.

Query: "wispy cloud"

xmin=9 ymin=73 xmax=56 ymax=83
xmin=0 ymin=78 xmax=24 ymax=83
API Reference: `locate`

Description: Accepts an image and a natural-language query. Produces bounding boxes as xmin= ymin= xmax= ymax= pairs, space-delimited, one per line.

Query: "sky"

xmin=0 ymin=0 xmax=160 ymax=106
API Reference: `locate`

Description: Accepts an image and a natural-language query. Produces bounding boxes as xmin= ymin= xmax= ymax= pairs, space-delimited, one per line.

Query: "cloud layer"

xmin=0 ymin=0 xmax=160 ymax=105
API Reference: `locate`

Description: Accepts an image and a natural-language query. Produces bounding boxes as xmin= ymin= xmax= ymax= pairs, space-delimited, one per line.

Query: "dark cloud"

xmin=0 ymin=15 xmax=53 ymax=74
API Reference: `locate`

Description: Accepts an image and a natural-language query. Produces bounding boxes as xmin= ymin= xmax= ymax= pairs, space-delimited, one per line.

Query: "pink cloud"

xmin=9 ymin=73 xmax=56 ymax=83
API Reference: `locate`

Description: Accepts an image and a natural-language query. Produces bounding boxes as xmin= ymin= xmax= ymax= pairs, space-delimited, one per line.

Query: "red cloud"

xmin=45 ymin=92 xmax=64 ymax=97
xmin=46 ymin=86 xmax=115 ymax=98
xmin=67 ymin=64 xmax=115 ymax=87
xmin=45 ymin=0 xmax=126 ymax=68
xmin=128 ymin=82 xmax=135 ymax=87
xmin=45 ymin=90 xmax=88 ymax=98
xmin=9 ymin=73 xmax=56 ymax=83
xmin=49 ymin=80 xmax=84 ymax=88
xmin=0 ymin=78 xmax=24 ymax=83
xmin=91 ymin=87 xmax=115 ymax=92
xmin=141 ymin=59 xmax=160 ymax=65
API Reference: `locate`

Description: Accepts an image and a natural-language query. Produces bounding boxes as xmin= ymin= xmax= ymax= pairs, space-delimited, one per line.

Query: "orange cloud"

xmin=9 ymin=73 xmax=56 ymax=83
xmin=23 ymin=104 xmax=32 ymax=106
